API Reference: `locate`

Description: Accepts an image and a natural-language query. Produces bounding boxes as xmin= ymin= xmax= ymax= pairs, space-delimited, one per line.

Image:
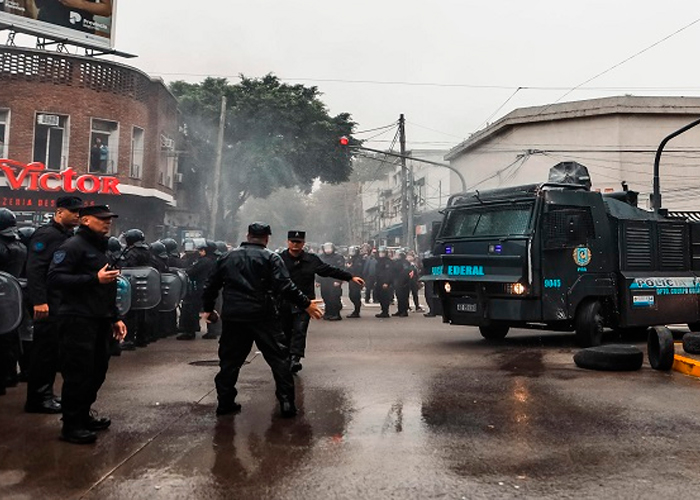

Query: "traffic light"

xmin=339 ymin=136 xmax=349 ymax=146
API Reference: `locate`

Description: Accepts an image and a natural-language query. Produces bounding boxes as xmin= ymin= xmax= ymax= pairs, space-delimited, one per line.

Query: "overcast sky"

xmin=113 ymin=1 xmax=700 ymax=151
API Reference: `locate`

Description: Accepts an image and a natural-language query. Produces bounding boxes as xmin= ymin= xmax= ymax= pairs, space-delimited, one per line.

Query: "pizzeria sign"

xmin=0 ymin=159 xmax=121 ymax=195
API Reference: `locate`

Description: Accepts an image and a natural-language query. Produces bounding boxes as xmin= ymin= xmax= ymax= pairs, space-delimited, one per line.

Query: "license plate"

xmin=456 ymin=302 xmax=477 ymax=313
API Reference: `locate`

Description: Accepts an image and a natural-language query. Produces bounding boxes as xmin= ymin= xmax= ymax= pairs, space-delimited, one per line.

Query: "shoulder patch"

xmin=34 ymin=241 xmax=46 ymax=252
xmin=53 ymin=250 xmax=66 ymax=264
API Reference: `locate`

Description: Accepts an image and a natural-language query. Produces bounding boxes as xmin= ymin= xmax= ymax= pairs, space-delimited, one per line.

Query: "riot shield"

xmin=120 ymin=267 xmax=162 ymax=310
xmin=116 ymin=275 xmax=132 ymax=317
xmin=0 ymin=271 xmax=23 ymax=334
xmin=173 ymin=268 xmax=189 ymax=301
xmin=159 ymin=273 xmax=184 ymax=312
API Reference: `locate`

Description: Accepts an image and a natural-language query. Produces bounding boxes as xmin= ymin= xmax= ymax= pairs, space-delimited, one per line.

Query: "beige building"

xmin=446 ymin=96 xmax=700 ymax=212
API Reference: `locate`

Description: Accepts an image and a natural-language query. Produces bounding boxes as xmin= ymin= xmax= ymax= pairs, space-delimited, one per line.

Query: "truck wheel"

xmin=688 ymin=322 xmax=700 ymax=333
xmin=682 ymin=332 xmax=700 ymax=354
xmin=573 ymin=345 xmax=643 ymax=371
xmin=575 ymin=300 xmax=604 ymax=347
xmin=479 ymin=325 xmax=509 ymax=340
xmin=647 ymin=326 xmax=674 ymax=371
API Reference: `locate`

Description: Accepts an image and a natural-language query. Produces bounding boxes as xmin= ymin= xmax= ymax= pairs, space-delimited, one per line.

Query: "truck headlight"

xmin=511 ymin=283 xmax=526 ymax=295
xmin=444 ymin=282 xmax=452 ymax=294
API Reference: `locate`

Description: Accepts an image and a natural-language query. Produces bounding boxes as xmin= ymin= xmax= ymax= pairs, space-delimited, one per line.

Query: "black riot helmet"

xmin=150 ymin=241 xmax=168 ymax=259
xmin=124 ymin=228 xmax=146 ymax=246
xmin=17 ymin=226 xmax=36 ymax=246
xmin=205 ymin=239 xmax=218 ymax=256
xmin=108 ymin=236 xmax=122 ymax=253
xmin=0 ymin=208 xmax=17 ymax=237
xmin=161 ymin=238 xmax=178 ymax=255
xmin=215 ymin=241 xmax=228 ymax=256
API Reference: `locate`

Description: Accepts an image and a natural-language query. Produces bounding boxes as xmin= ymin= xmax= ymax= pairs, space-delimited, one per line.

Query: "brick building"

xmin=0 ymin=45 xmax=185 ymax=238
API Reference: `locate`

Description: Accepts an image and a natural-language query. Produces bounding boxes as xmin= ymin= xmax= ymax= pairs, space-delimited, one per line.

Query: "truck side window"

xmin=543 ymin=206 xmax=595 ymax=249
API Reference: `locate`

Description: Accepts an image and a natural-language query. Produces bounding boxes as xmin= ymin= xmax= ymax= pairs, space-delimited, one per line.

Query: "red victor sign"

xmin=0 ymin=159 xmax=121 ymax=195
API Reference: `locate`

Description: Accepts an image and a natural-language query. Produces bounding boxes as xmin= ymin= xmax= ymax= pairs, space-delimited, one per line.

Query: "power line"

xmin=539 ymin=16 xmax=700 ymax=115
xmin=155 ymin=71 xmax=700 ymax=92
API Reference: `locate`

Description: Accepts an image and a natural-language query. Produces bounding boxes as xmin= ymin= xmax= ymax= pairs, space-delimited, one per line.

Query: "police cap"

xmin=79 ymin=205 xmax=118 ymax=219
xmin=56 ymin=196 xmax=83 ymax=211
xmin=248 ymin=222 xmax=272 ymax=236
xmin=287 ymin=230 xmax=305 ymax=241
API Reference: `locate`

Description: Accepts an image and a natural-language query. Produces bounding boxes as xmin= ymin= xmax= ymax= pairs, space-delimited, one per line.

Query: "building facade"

xmin=446 ymin=96 xmax=700 ymax=212
xmin=0 ymin=45 xmax=183 ymax=238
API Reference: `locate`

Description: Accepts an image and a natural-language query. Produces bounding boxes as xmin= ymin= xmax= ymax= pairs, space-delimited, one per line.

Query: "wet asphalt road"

xmin=2 ymin=308 xmax=700 ymax=499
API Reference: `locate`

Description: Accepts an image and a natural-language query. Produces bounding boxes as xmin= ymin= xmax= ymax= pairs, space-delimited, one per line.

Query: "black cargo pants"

xmin=59 ymin=316 xmax=111 ymax=428
xmin=215 ymin=319 xmax=294 ymax=407
xmin=280 ymin=305 xmax=312 ymax=358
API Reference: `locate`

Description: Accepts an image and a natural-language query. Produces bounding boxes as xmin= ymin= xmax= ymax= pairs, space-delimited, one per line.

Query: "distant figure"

xmin=90 ymin=137 xmax=108 ymax=173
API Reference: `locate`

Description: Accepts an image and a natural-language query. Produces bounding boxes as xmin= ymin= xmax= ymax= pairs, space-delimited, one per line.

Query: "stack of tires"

xmin=573 ymin=326 xmax=675 ymax=372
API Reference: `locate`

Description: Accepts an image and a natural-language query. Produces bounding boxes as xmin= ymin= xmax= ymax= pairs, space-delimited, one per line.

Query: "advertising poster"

xmin=0 ymin=0 xmax=116 ymax=50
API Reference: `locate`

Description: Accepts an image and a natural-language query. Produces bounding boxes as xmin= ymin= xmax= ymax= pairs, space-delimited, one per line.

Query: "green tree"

xmin=170 ymin=75 xmax=356 ymax=240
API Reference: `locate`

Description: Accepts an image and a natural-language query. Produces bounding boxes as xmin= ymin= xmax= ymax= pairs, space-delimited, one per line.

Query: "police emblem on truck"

xmin=573 ymin=246 xmax=592 ymax=268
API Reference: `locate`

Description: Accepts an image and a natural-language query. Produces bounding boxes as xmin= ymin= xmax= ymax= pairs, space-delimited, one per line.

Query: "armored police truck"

xmin=423 ymin=161 xmax=700 ymax=347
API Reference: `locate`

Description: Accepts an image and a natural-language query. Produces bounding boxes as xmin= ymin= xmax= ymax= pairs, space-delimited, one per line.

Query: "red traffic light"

xmin=339 ymin=136 xmax=349 ymax=146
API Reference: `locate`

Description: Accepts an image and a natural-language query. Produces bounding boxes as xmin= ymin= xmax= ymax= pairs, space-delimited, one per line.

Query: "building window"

xmin=89 ymin=118 xmax=119 ymax=174
xmin=33 ymin=113 xmax=69 ymax=170
xmin=0 ymin=109 xmax=8 ymax=158
xmin=130 ymin=126 xmax=145 ymax=179
xmin=159 ymin=134 xmax=176 ymax=189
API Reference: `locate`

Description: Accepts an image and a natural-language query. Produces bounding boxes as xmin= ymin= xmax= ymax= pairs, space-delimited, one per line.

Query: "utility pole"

xmin=398 ymin=114 xmax=415 ymax=250
xmin=399 ymin=114 xmax=408 ymax=248
xmin=210 ymin=95 xmax=226 ymax=238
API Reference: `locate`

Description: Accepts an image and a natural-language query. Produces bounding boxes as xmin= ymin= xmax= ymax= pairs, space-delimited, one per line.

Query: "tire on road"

xmin=647 ymin=326 xmax=674 ymax=371
xmin=478 ymin=324 xmax=509 ymax=341
xmin=575 ymin=299 xmax=604 ymax=347
xmin=682 ymin=332 xmax=700 ymax=354
xmin=573 ymin=345 xmax=644 ymax=371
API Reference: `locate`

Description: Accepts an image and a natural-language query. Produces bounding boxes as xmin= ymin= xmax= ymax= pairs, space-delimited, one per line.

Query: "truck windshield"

xmin=441 ymin=204 xmax=533 ymax=238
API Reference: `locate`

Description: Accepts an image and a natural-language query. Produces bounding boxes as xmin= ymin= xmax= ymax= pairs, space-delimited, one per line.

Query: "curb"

xmin=673 ymin=354 xmax=700 ymax=378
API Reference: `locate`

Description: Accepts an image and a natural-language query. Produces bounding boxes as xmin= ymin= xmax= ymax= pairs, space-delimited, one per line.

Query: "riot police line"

xmin=0 ymin=266 xmax=189 ymax=335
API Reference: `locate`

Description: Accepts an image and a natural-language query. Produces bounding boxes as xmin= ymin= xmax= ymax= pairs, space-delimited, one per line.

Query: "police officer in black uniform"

xmin=392 ymin=249 xmax=413 ymax=317
xmin=280 ymin=231 xmax=363 ymax=373
xmin=201 ymin=223 xmax=323 ymax=417
xmin=0 ymin=208 xmax=28 ymax=395
xmin=48 ymin=205 xmax=126 ymax=444
xmin=24 ymin=195 xmax=83 ymax=413
xmin=121 ymin=229 xmax=152 ymax=347
xmin=177 ymin=240 xmax=218 ymax=340
xmin=374 ymin=246 xmax=396 ymax=318
xmin=346 ymin=245 xmax=366 ymax=318
xmin=318 ymin=242 xmax=347 ymax=320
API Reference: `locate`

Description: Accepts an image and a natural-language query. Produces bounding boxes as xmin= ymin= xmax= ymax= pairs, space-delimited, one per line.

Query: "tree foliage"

xmin=170 ymin=75 xmax=356 ymax=240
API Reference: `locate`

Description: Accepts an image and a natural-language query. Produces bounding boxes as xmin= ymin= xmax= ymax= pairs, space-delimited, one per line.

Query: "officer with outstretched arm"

xmin=201 ymin=223 xmax=323 ymax=418
xmin=279 ymin=230 xmax=364 ymax=373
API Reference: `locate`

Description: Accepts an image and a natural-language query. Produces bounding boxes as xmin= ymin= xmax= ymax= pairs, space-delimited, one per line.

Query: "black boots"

xmin=280 ymin=398 xmax=297 ymax=418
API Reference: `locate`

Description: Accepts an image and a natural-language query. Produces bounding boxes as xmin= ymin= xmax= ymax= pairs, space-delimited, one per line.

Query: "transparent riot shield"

xmin=120 ymin=267 xmax=162 ymax=310
xmin=174 ymin=269 xmax=189 ymax=301
xmin=116 ymin=275 xmax=132 ymax=317
xmin=0 ymin=271 xmax=23 ymax=334
xmin=159 ymin=273 xmax=184 ymax=312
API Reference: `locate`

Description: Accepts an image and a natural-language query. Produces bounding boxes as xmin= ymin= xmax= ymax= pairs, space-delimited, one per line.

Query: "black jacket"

xmin=187 ymin=254 xmax=217 ymax=296
xmin=202 ymin=242 xmax=310 ymax=322
xmin=280 ymin=249 xmax=353 ymax=299
xmin=0 ymin=234 xmax=27 ymax=279
xmin=47 ymin=226 xmax=118 ymax=319
xmin=375 ymin=256 xmax=396 ymax=287
xmin=122 ymin=245 xmax=151 ymax=268
xmin=25 ymin=220 xmax=73 ymax=309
